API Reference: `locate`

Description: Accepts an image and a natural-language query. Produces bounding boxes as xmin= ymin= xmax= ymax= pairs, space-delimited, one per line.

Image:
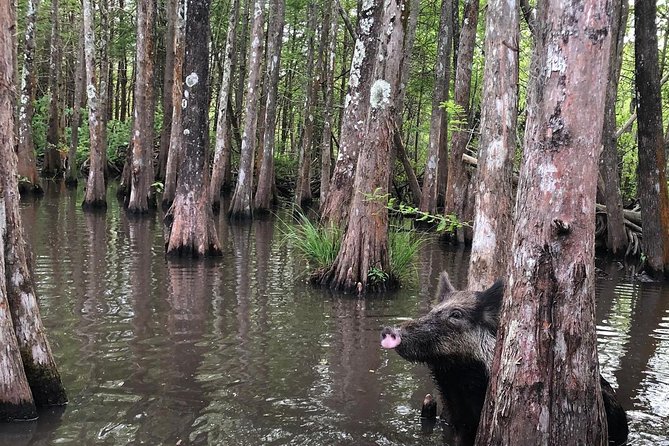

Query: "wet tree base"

xmin=0 ymin=401 xmax=37 ymax=422
xmin=18 ymin=181 xmax=44 ymax=197
xmin=164 ymin=195 xmax=222 ymax=258
xmin=81 ymin=199 xmax=108 ymax=211
xmin=310 ymin=268 xmax=400 ymax=294
xmin=23 ymin=361 xmax=68 ymax=407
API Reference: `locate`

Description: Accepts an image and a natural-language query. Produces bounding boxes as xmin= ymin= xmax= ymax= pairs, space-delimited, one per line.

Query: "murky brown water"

xmin=2 ymin=181 xmax=668 ymax=445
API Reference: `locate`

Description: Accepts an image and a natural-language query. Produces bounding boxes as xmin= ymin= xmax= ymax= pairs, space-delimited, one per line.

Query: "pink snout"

xmin=381 ymin=327 xmax=402 ymax=349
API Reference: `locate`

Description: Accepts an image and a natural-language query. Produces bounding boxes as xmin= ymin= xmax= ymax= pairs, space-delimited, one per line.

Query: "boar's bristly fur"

xmin=380 ymin=271 xmax=628 ymax=446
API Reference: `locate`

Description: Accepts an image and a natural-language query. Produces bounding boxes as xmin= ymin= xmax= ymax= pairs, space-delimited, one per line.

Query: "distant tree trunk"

xmin=467 ymin=0 xmax=518 ymax=291
xmin=0 ymin=3 xmax=38 ymax=417
xmin=128 ymin=0 xmax=157 ymax=213
xmin=229 ymin=0 xmax=265 ymax=219
xmin=66 ymin=22 xmax=85 ymax=188
xmin=99 ymin=0 xmax=110 ymax=176
xmin=82 ymin=0 xmax=107 ymax=209
xmin=157 ymin=0 xmax=178 ymax=181
xmin=444 ymin=0 xmax=479 ymax=243
xmin=319 ymin=0 xmax=384 ymax=226
xmin=118 ymin=0 xmax=128 ymax=123
xmin=476 ymin=0 xmax=611 ymax=443
xmin=254 ymin=0 xmax=285 ymax=212
xmin=162 ymin=0 xmax=185 ymax=209
xmin=210 ymin=0 xmax=240 ymax=211
xmin=164 ymin=0 xmax=221 ymax=257
xmin=318 ymin=0 xmax=406 ymax=294
xmin=419 ymin=0 xmax=452 ymax=215
xmin=318 ymin=0 xmax=338 ymax=204
xmin=235 ymin=0 xmax=251 ymax=119
xmin=16 ymin=0 xmax=42 ymax=194
xmin=43 ymin=0 xmax=63 ymax=177
xmin=294 ymin=4 xmax=318 ymax=208
xmin=635 ymin=0 xmax=669 ymax=276
xmin=599 ymin=0 xmax=628 ymax=256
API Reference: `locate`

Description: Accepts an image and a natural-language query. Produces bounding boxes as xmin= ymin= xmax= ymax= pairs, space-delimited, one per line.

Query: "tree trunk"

xmin=419 ymin=0 xmax=452 ymax=215
xmin=294 ymin=4 xmax=319 ymax=208
xmin=318 ymin=0 xmax=406 ymax=294
xmin=82 ymin=0 xmax=107 ymax=209
xmin=318 ymin=0 xmax=338 ymax=205
xmin=210 ymin=0 xmax=241 ymax=211
xmin=467 ymin=0 xmax=517 ymax=291
xmin=66 ymin=22 xmax=85 ymax=188
xmin=99 ymin=0 xmax=110 ymax=178
xmin=319 ymin=0 xmax=385 ymax=226
xmin=0 ymin=5 xmax=39 ymax=417
xmin=164 ymin=0 xmax=221 ymax=257
xmin=635 ymin=0 xmax=669 ymax=276
xmin=476 ymin=0 xmax=611 ymax=443
xmin=598 ymin=0 xmax=628 ymax=256
xmin=162 ymin=0 xmax=185 ymax=209
xmin=43 ymin=0 xmax=63 ymax=177
xmin=128 ymin=0 xmax=157 ymax=213
xmin=254 ymin=0 xmax=285 ymax=212
xmin=229 ymin=0 xmax=266 ymax=219
xmin=16 ymin=0 xmax=42 ymax=194
xmin=444 ymin=0 xmax=479 ymax=243
xmin=157 ymin=0 xmax=178 ymax=181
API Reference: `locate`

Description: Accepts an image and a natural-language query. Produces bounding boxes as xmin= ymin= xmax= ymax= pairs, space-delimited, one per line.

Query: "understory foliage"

xmin=281 ymin=212 xmax=425 ymax=287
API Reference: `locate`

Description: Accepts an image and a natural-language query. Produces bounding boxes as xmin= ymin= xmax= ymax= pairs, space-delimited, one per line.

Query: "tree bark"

xmin=128 ymin=0 xmax=157 ymax=213
xmin=319 ymin=0 xmax=385 ymax=226
xmin=254 ymin=0 xmax=285 ymax=212
xmin=82 ymin=0 xmax=107 ymax=209
xmin=162 ymin=0 xmax=185 ymax=209
xmin=444 ymin=0 xmax=479 ymax=243
xmin=0 ymin=3 xmax=39 ymax=417
xmin=229 ymin=0 xmax=266 ymax=219
xmin=467 ymin=0 xmax=518 ymax=291
xmin=164 ymin=0 xmax=221 ymax=257
xmin=66 ymin=21 xmax=85 ymax=188
xmin=16 ymin=0 xmax=42 ymax=194
xmin=476 ymin=0 xmax=611 ymax=443
xmin=210 ymin=0 xmax=241 ymax=211
xmin=635 ymin=0 xmax=669 ymax=276
xmin=318 ymin=0 xmax=406 ymax=294
xmin=43 ymin=0 xmax=63 ymax=177
xmin=157 ymin=0 xmax=178 ymax=181
xmin=294 ymin=4 xmax=319 ymax=208
xmin=598 ymin=0 xmax=628 ymax=256
xmin=419 ymin=0 xmax=453 ymax=215
xmin=318 ymin=0 xmax=339 ymax=204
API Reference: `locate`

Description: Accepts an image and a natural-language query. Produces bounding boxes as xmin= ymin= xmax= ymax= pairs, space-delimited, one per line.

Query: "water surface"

xmin=2 ymin=182 xmax=668 ymax=445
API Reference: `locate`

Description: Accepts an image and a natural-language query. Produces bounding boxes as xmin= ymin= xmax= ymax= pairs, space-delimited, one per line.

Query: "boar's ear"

xmin=436 ymin=271 xmax=456 ymax=302
xmin=476 ymin=279 xmax=504 ymax=328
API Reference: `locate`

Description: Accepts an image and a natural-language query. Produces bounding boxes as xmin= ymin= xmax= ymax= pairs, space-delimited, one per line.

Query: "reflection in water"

xmin=6 ymin=182 xmax=668 ymax=445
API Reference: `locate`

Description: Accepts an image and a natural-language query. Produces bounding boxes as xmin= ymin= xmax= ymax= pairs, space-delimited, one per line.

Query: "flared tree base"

xmin=165 ymin=195 xmax=222 ymax=258
xmin=0 ymin=401 xmax=37 ymax=422
xmin=81 ymin=199 xmax=108 ymax=211
xmin=23 ymin=361 xmax=68 ymax=407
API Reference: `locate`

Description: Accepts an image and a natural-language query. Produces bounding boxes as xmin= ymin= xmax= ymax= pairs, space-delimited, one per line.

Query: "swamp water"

xmin=1 ymin=182 xmax=668 ymax=445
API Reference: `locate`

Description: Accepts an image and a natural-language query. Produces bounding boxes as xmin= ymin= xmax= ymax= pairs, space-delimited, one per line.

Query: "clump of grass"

xmin=281 ymin=213 xmax=341 ymax=271
xmin=388 ymin=227 xmax=425 ymax=285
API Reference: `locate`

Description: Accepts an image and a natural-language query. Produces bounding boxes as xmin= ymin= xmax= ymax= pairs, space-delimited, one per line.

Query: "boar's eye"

xmin=449 ymin=309 xmax=463 ymax=320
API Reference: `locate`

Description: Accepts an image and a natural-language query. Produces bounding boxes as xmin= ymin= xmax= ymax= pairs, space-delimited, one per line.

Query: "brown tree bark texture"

xmin=43 ymin=0 xmax=63 ymax=177
xmin=467 ymin=0 xmax=517 ymax=292
xmin=16 ymin=0 xmax=42 ymax=193
xmin=319 ymin=0 xmax=405 ymax=294
xmin=599 ymin=0 xmax=629 ymax=256
xmin=255 ymin=0 xmax=285 ymax=212
xmin=635 ymin=0 xmax=669 ymax=275
xmin=66 ymin=22 xmax=86 ymax=187
xmin=162 ymin=0 xmax=185 ymax=209
xmin=419 ymin=0 xmax=452 ymax=215
xmin=157 ymin=0 xmax=179 ymax=181
xmin=0 ymin=3 xmax=39 ymax=417
xmin=318 ymin=0 xmax=338 ymax=205
xmin=319 ymin=0 xmax=384 ymax=227
xmin=128 ymin=0 xmax=157 ymax=213
xmin=476 ymin=0 xmax=611 ymax=444
xmin=229 ymin=0 xmax=265 ymax=219
xmin=82 ymin=0 xmax=107 ymax=209
xmin=165 ymin=0 xmax=221 ymax=257
xmin=210 ymin=0 xmax=240 ymax=211
xmin=444 ymin=0 xmax=479 ymax=244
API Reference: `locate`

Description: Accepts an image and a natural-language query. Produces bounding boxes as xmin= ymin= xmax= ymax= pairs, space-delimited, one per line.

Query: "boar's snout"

xmin=381 ymin=327 xmax=402 ymax=349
